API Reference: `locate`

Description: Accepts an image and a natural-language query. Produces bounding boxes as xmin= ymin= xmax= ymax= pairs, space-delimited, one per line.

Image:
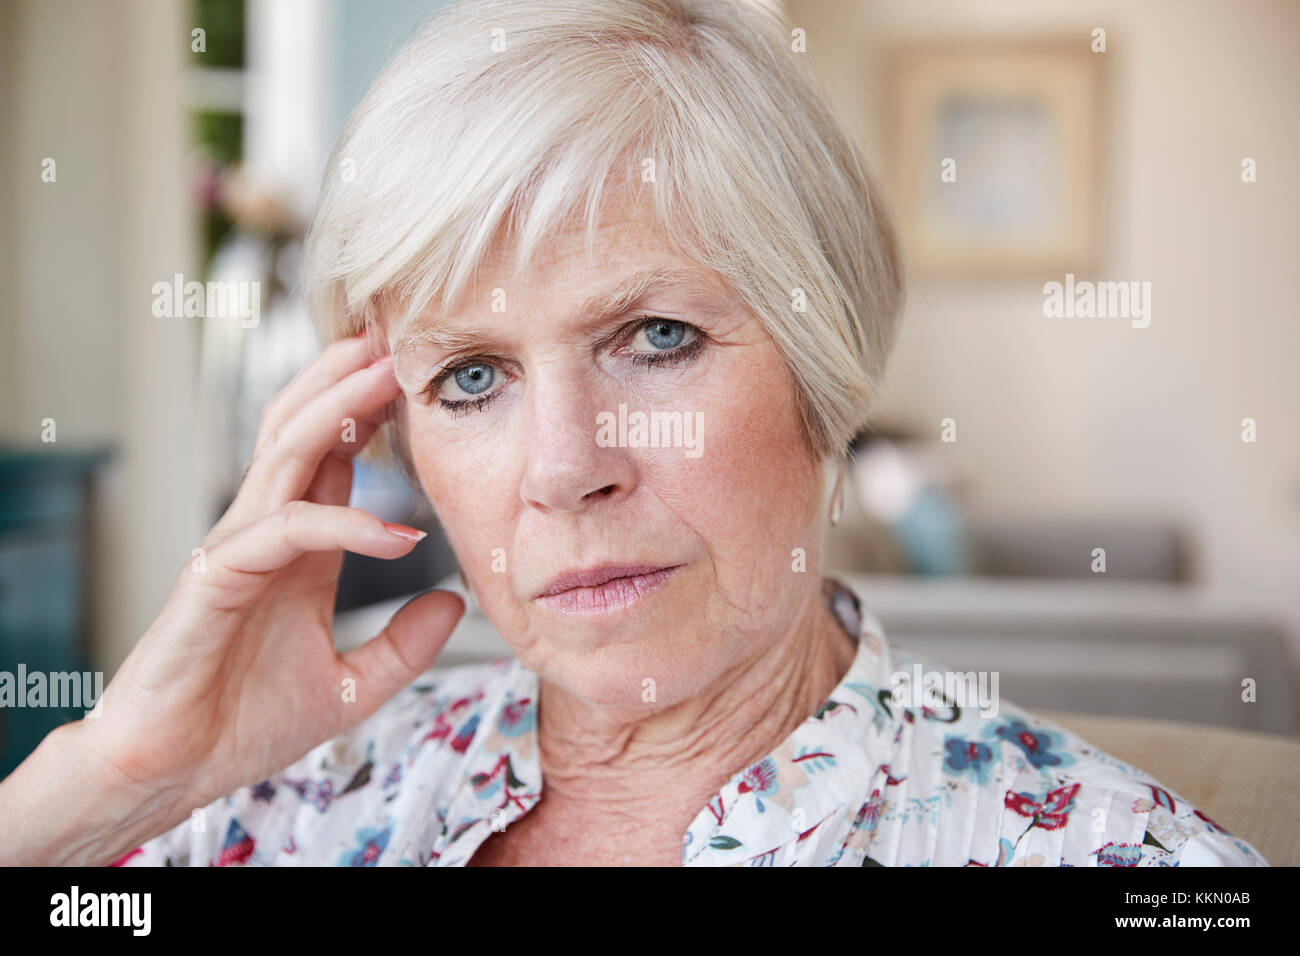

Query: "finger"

xmin=301 ymin=406 xmax=390 ymax=505
xmin=338 ymin=590 xmax=466 ymax=724
xmin=211 ymin=338 xmax=384 ymax=537
xmin=218 ymin=403 xmax=390 ymax=540
xmin=204 ymin=501 xmax=425 ymax=580
xmin=252 ymin=333 xmax=375 ymax=458
xmin=302 ymin=451 xmax=355 ymax=508
xmin=240 ymin=356 xmax=401 ymax=511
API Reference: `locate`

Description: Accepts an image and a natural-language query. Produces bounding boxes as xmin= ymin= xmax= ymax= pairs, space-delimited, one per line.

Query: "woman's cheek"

xmin=659 ymin=355 xmax=817 ymax=570
xmin=406 ymin=414 xmax=516 ymax=549
xmin=665 ymin=348 xmax=812 ymax=499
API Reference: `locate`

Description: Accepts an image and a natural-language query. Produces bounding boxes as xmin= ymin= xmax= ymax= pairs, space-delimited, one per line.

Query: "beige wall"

xmin=790 ymin=0 xmax=1300 ymax=630
xmin=2 ymin=0 xmax=208 ymax=673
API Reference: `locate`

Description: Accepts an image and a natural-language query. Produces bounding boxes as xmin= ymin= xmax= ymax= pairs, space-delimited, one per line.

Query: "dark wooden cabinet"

xmin=0 ymin=448 xmax=110 ymax=778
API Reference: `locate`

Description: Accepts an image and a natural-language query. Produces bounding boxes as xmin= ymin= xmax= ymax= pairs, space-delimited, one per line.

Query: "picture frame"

xmin=885 ymin=40 xmax=1107 ymax=277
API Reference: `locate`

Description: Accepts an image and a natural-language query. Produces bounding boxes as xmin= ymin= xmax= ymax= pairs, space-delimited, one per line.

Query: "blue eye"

xmin=428 ymin=360 xmax=504 ymax=414
xmin=626 ymin=317 xmax=704 ymax=369
xmin=642 ymin=320 xmax=686 ymax=350
xmin=454 ymin=363 xmax=494 ymax=395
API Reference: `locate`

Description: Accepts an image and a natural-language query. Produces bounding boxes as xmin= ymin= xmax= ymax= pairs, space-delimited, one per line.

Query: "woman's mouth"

xmin=535 ymin=564 xmax=681 ymax=615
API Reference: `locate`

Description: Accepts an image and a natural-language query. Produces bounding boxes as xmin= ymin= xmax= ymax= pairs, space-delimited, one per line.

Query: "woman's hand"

xmin=0 ymin=334 xmax=464 ymax=865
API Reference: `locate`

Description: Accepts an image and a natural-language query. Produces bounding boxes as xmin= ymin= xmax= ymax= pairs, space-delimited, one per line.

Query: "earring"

xmin=829 ymin=456 xmax=845 ymax=526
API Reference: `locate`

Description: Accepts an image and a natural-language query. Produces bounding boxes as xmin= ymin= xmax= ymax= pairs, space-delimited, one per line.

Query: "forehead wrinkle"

xmin=390 ymin=265 xmax=715 ymax=356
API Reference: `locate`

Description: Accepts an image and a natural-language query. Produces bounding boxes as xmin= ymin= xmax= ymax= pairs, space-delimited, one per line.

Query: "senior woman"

xmin=1 ymin=0 xmax=1266 ymax=867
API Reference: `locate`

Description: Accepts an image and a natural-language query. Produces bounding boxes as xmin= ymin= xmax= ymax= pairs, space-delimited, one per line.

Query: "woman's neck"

xmin=524 ymin=584 xmax=858 ymax=861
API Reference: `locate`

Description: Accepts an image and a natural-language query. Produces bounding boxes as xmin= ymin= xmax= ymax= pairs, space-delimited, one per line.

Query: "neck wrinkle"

xmin=531 ymin=582 xmax=858 ymax=828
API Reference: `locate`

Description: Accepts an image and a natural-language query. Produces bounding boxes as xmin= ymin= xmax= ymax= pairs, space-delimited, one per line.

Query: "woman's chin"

xmin=519 ymin=625 xmax=713 ymax=712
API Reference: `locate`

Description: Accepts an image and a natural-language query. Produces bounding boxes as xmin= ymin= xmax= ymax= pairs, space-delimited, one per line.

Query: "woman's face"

xmin=387 ymin=201 xmax=828 ymax=712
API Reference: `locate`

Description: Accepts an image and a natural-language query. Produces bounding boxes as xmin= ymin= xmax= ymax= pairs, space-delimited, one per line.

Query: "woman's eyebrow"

xmin=579 ymin=268 xmax=697 ymax=323
xmin=391 ymin=267 xmax=703 ymax=354
xmin=393 ymin=323 xmax=499 ymax=355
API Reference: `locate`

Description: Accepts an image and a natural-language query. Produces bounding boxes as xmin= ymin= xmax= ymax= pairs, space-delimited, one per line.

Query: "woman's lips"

xmin=535 ymin=564 xmax=681 ymax=615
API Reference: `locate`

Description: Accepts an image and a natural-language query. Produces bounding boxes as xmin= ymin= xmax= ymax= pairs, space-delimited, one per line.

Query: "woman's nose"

xmin=518 ymin=376 xmax=637 ymax=513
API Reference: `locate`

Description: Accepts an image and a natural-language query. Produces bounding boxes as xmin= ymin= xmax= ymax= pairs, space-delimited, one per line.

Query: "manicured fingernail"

xmin=383 ymin=521 xmax=426 ymax=543
xmin=368 ymin=353 xmax=393 ymax=370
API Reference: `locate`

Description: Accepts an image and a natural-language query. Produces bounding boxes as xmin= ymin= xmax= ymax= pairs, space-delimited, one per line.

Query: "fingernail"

xmin=368 ymin=353 xmax=393 ymax=370
xmin=383 ymin=521 xmax=426 ymax=543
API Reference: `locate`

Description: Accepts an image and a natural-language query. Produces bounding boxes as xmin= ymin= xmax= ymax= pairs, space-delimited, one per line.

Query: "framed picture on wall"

xmin=885 ymin=40 xmax=1107 ymax=277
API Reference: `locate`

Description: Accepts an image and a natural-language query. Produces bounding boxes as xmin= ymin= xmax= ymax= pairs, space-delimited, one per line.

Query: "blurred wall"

xmin=789 ymin=0 xmax=1300 ymax=639
xmin=1 ymin=0 xmax=208 ymax=673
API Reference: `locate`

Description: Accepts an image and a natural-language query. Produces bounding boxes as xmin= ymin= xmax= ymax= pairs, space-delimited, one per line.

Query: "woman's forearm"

xmin=0 ymin=720 xmax=186 ymax=867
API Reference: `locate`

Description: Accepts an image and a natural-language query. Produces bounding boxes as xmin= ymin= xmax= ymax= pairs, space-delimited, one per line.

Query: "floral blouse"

xmin=114 ymin=578 xmax=1268 ymax=867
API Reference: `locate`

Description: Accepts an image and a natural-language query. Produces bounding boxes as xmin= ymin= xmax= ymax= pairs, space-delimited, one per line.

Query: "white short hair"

xmin=303 ymin=0 xmax=904 ymax=460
